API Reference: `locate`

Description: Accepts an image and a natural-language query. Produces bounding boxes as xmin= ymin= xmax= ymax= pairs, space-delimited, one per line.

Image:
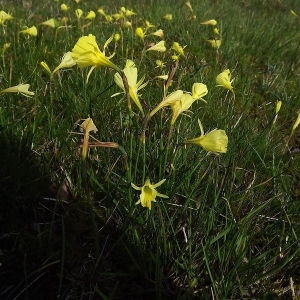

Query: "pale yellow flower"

xmin=80 ymin=117 xmax=98 ymax=160
xmin=216 ymin=69 xmax=234 ymax=91
xmin=207 ymin=39 xmax=221 ymax=49
xmin=85 ymin=10 xmax=96 ymax=20
xmin=122 ymin=21 xmax=132 ymax=28
xmin=185 ymin=1 xmax=193 ymax=12
xmin=113 ymin=60 xmax=147 ymax=113
xmin=146 ymin=40 xmax=166 ymax=52
xmin=172 ymin=42 xmax=186 ymax=57
xmin=132 ymin=178 xmax=168 ymax=210
xmin=151 ymin=29 xmax=164 ymax=38
xmin=0 ymin=10 xmax=13 ymax=25
xmin=40 ymin=61 xmax=52 ymax=75
xmin=145 ymin=20 xmax=155 ymax=29
xmin=150 ymin=90 xmax=184 ymax=117
xmin=135 ymin=27 xmax=145 ymax=40
xmin=114 ymin=33 xmax=121 ymax=41
xmin=71 ymin=34 xmax=120 ymax=79
xmin=155 ymin=60 xmax=166 ymax=68
xmin=53 ymin=51 xmax=76 ymax=74
xmin=75 ymin=9 xmax=83 ymax=19
xmin=292 ymin=112 xmax=300 ymax=132
xmin=185 ymin=129 xmax=228 ymax=154
xmin=201 ymin=19 xmax=217 ymax=26
xmin=1 ymin=83 xmax=34 ymax=97
xmin=163 ymin=14 xmax=172 ymax=21
xmin=20 ymin=26 xmax=38 ymax=37
xmin=275 ymin=100 xmax=282 ymax=114
xmin=41 ymin=18 xmax=59 ymax=28
xmin=60 ymin=4 xmax=69 ymax=12
xmin=213 ymin=27 xmax=220 ymax=35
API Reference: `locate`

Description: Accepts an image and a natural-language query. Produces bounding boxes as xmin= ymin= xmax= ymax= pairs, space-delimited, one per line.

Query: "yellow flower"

xmin=172 ymin=42 xmax=186 ymax=57
xmin=275 ymin=100 xmax=282 ymax=114
xmin=150 ymin=90 xmax=184 ymax=117
xmin=163 ymin=14 xmax=172 ymax=21
xmin=292 ymin=112 xmax=300 ymax=132
xmin=71 ymin=34 xmax=120 ymax=78
xmin=185 ymin=1 xmax=193 ymax=12
xmin=170 ymin=83 xmax=208 ymax=124
xmin=20 ymin=26 xmax=38 ymax=37
xmin=53 ymin=51 xmax=76 ymax=74
xmin=146 ymin=40 xmax=166 ymax=52
xmin=131 ymin=179 xmax=168 ymax=210
xmin=155 ymin=60 xmax=165 ymax=68
xmin=150 ymin=29 xmax=164 ymax=38
xmin=207 ymin=39 xmax=221 ymax=49
xmin=41 ymin=18 xmax=59 ymax=28
xmin=145 ymin=20 xmax=155 ymax=29
xmin=113 ymin=60 xmax=147 ymax=113
xmin=135 ymin=27 xmax=145 ymax=40
xmin=60 ymin=4 xmax=69 ymax=12
xmin=40 ymin=61 xmax=52 ymax=75
xmin=213 ymin=27 xmax=220 ymax=35
xmin=0 ymin=10 xmax=13 ymax=25
xmin=122 ymin=21 xmax=132 ymax=28
xmin=80 ymin=117 xmax=98 ymax=160
xmin=216 ymin=69 xmax=234 ymax=91
xmin=75 ymin=9 xmax=83 ymax=19
xmin=85 ymin=10 xmax=96 ymax=20
xmin=73 ymin=0 xmax=80 ymax=3
xmin=3 ymin=43 xmax=10 ymax=50
xmin=201 ymin=19 xmax=217 ymax=26
xmin=185 ymin=129 xmax=228 ymax=154
xmin=0 ymin=83 xmax=34 ymax=97
xmin=114 ymin=33 xmax=121 ymax=41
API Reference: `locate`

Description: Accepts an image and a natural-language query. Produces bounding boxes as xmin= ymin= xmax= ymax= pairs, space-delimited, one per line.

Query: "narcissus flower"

xmin=75 ymin=9 xmax=83 ymax=19
xmin=207 ymin=39 xmax=221 ymax=49
xmin=41 ymin=18 xmax=59 ymax=28
xmin=185 ymin=1 xmax=193 ymax=12
xmin=216 ymin=69 xmax=234 ymax=91
xmin=114 ymin=33 xmax=121 ymax=41
xmin=201 ymin=19 xmax=217 ymax=26
xmin=145 ymin=20 xmax=155 ymax=29
xmin=172 ymin=42 xmax=186 ymax=58
xmin=20 ymin=26 xmax=38 ymax=37
xmin=0 ymin=10 xmax=13 ymax=25
xmin=60 ymin=4 xmax=69 ymax=12
xmin=135 ymin=27 xmax=145 ymax=40
xmin=80 ymin=117 xmax=98 ymax=160
xmin=163 ymin=14 xmax=172 ymax=21
xmin=1 ymin=84 xmax=34 ymax=97
xmin=131 ymin=178 xmax=168 ymax=209
xmin=71 ymin=34 xmax=120 ymax=78
xmin=146 ymin=40 xmax=166 ymax=52
xmin=292 ymin=112 xmax=300 ymax=132
xmin=53 ymin=51 xmax=76 ymax=74
xmin=275 ymin=100 xmax=282 ymax=114
xmin=113 ymin=59 xmax=147 ymax=114
xmin=185 ymin=127 xmax=228 ymax=154
xmin=40 ymin=61 xmax=52 ymax=75
xmin=85 ymin=10 xmax=96 ymax=20
xmin=150 ymin=29 xmax=164 ymax=38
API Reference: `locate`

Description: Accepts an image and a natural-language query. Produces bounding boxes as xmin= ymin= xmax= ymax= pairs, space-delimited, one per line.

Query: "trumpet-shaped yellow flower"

xmin=41 ymin=18 xmax=59 ymax=28
xmin=53 ymin=51 xmax=76 ymax=74
xmin=207 ymin=39 xmax=221 ymax=49
xmin=75 ymin=9 xmax=83 ymax=19
xmin=60 ymin=4 xmax=69 ymax=12
xmin=163 ymin=14 xmax=172 ymax=21
xmin=213 ymin=27 xmax=220 ymax=35
xmin=150 ymin=29 xmax=164 ymax=38
xmin=71 ymin=34 xmax=120 ymax=79
xmin=216 ymin=69 xmax=234 ymax=91
xmin=275 ymin=100 xmax=282 ymax=114
xmin=185 ymin=1 xmax=193 ymax=12
xmin=292 ymin=112 xmax=300 ymax=132
xmin=113 ymin=60 xmax=147 ymax=113
xmin=0 ymin=10 xmax=13 ymax=25
xmin=192 ymin=83 xmax=208 ymax=100
xmin=80 ymin=117 xmax=98 ymax=160
xmin=131 ymin=179 xmax=168 ymax=209
xmin=145 ymin=20 xmax=155 ymax=29
xmin=150 ymin=90 xmax=184 ymax=117
xmin=185 ymin=129 xmax=228 ymax=154
xmin=146 ymin=40 xmax=166 ymax=52
xmin=85 ymin=10 xmax=96 ymax=20
xmin=20 ymin=26 xmax=38 ymax=37
xmin=201 ymin=19 xmax=217 ymax=26
xmin=135 ymin=27 xmax=145 ymax=40
xmin=172 ymin=42 xmax=186 ymax=57
xmin=1 ymin=84 xmax=34 ymax=97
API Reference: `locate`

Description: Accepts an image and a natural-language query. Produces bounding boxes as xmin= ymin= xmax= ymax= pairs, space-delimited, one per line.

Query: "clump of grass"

xmin=1 ymin=0 xmax=300 ymax=299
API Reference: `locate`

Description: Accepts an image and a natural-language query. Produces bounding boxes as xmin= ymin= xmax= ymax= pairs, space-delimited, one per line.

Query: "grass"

xmin=1 ymin=0 xmax=300 ymax=299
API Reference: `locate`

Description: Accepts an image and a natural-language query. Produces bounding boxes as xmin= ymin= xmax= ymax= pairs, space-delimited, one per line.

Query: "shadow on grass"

xmin=0 ymin=129 xmax=199 ymax=300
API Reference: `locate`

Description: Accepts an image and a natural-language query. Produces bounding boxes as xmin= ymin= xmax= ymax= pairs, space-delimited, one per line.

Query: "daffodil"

xmin=216 ymin=69 xmax=234 ymax=91
xmin=292 ymin=112 xmax=300 ymax=132
xmin=20 ymin=26 xmax=38 ymax=37
xmin=275 ymin=100 xmax=282 ymax=114
xmin=171 ymin=42 xmax=186 ymax=58
xmin=207 ymin=39 xmax=221 ymax=49
xmin=0 ymin=10 xmax=13 ymax=25
xmin=185 ymin=1 xmax=193 ymax=12
xmin=71 ymin=34 xmax=120 ymax=80
xmin=185 ymin=123 xmax=228 ymax=154
xmin=135 ymin=27 xmax=145 ymax=40
xmin=146 ymin=40 xmax=166 ymax=52
xmin=150 ymin=90 xmax=184 ymax=117
xmin=40 ymin=61 xmax=52 ymax=75
xmin=1 ymin=84 xmax=34 ymax=97
xmin=114 ymin=33 xmax=121 ymax=41
xmin=155 ymin=60 xmax=166 ymax=68
xmin=80 ymin=117 xmax=98 ymax=160
xmin=60 ymin=4 xmax=69 ymax=12
xmin=145 ymin=20 xmax=155 ymax=29
xmin=41 ymin=18 xmax=59 ymax=28
xmin=201 ymin=19 xmax=217 ymax=26
xmin=85 ymin=10 xmax=96 ymax=20
xmin=131 ymin=178 xmax=168 ymax=209
xmin=113 ymin=60 xmax=147 ymax=114
xmin=75 ymin=9 xmax=83 ymax=19
xmin=53 ymin=51 xmax=76 ymax=74
xmin=150 ymin=29 xmax=164 ymax=38
xmin=163 ymin=14 xmax=172 ymax=21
